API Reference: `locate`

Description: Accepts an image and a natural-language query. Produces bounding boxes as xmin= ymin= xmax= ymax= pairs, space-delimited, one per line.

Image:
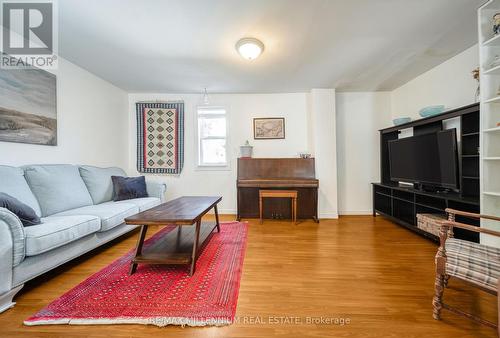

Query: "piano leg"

xmin=293 ymin=197 xmax=297 ymax=224
xmin=259 ymin=194 xmax=263 ymax=224
xmin=313 ymin=188 xmax=319 ymax=223
xmin=236 ymin=186 xmax=241 ymax=221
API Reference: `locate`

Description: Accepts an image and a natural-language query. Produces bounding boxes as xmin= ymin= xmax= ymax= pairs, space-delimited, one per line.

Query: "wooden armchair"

xmin=433 ymin=208 xmax=500 ymax=335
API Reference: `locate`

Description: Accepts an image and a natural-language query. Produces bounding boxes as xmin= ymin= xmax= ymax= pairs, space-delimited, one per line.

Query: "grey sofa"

xmin=0 ymin=164 xmax=166 ymax=313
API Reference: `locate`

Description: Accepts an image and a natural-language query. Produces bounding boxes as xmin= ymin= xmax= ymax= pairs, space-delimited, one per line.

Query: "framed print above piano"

xmin=253 ymin=117 xmax=285 ymax=139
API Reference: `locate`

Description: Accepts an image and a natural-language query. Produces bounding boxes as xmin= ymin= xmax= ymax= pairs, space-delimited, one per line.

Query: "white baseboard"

xmin=319 ymin=213 xmax=338 ymax=219
xmin=338 ymin=210 xmax=373 ymax=216
xmin=218 ymin=209 xmax=236 ymax=215
xmin=217 ymin=211 xmax=358 ymax=219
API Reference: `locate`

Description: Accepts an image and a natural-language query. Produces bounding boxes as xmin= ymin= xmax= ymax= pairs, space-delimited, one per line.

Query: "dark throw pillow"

xmin=111 ymin=176 xmax=148 ymax=201
xmin=0 ymin=192 xmax=41 ymax=227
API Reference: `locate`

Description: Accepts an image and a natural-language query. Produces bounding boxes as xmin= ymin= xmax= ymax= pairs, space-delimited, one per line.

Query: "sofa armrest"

xmin=0 ymin=208 xmax=25 ymax=267
xmin=146 ymin=181 xmax=167 ymax=202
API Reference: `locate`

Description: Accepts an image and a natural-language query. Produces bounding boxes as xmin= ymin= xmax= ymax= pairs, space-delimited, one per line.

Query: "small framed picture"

xmin=253 ymin=117 xmax=285 ymax=139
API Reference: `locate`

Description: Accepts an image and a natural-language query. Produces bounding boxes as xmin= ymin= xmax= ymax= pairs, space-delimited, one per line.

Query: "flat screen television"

xmin=388 ymin=129 xmax=459 ymax=190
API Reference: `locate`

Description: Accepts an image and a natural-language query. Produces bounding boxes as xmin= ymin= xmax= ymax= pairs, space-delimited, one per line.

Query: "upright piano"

xmin=237 ymin=158 xmax=319 ymax=222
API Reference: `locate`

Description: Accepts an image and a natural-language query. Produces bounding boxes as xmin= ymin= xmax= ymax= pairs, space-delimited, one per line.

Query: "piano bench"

xmin=259 ymin=190 xmax=298 ymax=224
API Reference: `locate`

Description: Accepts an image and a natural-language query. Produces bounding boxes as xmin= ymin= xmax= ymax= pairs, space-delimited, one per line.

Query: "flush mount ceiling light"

xmin=235 ymin=37 xmax=264 ymax=60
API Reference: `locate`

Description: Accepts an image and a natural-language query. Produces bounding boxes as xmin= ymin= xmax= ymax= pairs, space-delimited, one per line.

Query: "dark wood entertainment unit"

xmin=372 ymin=103 xmax=480 ymax=243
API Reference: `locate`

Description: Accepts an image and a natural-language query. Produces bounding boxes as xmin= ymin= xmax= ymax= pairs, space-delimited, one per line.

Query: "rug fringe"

xmin=24 ymin=316 xmax=233 ymax=327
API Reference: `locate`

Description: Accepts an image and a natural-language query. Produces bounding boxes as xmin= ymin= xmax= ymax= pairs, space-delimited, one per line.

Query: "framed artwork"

xmin=0 ymin=66 xmax=57 ymax=145
xmin=253 ymin=117 xmax=285 ymax=139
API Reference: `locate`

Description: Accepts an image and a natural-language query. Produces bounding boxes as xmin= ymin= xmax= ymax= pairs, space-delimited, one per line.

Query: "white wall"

xmin=391 ymin=44 xmax=479 ymax=119
xmin=127 ymin=93 xmax=311 ymax=214
xmin=336 ymin=92 xmax=392 ymax=215
xmin=125 ymin=45 xmax=477 ymax=217
xmin=0 ymin=58 xmax=128 ymax=168
xmin=309 ymin=89 xmax=338 ymax=218
xmin=334 ymin=45 xmax=479 ymax=215
xmin=0 ymin=43 xmax=477 ymax=217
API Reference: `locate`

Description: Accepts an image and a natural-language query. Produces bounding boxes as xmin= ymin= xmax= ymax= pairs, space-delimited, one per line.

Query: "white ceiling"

xmin=58 ymin=0 xmax=483 ymax=93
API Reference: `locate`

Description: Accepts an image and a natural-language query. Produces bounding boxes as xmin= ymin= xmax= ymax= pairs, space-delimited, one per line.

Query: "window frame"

xmin=195 ymin=106 xmax=230 ymax=170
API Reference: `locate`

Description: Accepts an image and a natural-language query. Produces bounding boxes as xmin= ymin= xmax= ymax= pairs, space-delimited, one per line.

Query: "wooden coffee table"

xmin=124 ymin=196 xmax=222 ymax=276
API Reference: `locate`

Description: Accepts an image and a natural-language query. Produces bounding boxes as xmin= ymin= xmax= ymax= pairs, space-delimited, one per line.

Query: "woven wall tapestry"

xmin=136 ymin=101 xmax=184 ymax=174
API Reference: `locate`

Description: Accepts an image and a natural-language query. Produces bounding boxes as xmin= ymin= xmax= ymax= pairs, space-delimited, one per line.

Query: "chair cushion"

xmin=25 ymin=215 xmax=100 ymax=256
xmin=0 ymin=165 xmax=42 ymax=217
xmin=79 ymin=166 xmax=126 ymax=204
xmin=54 ymin=202 xmax=139 ymax=232
xmin=24 ymin=165 xmax=93 ymax=217
xmin=106 ymin=197 xmax=161 ymax=212
xmin=445 ymin=238 xmax=500 ymax=290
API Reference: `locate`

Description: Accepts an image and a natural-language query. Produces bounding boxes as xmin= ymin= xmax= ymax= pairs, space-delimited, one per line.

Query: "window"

xmin=197 ymin=107 xmax=228 ymax=167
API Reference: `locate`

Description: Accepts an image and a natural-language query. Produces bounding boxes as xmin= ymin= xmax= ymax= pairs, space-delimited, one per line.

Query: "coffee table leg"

xmin=189 ymin=219 xmax=201 ymax=276
xmin=214 ymin=204 xmax=221 ymax=232
xmin=129 ymin=224 xmax=148 ymax=275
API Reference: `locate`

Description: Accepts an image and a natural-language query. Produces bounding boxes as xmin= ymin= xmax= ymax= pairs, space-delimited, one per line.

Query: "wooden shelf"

xmin=462 ymin=132 xmax=480 ymax=137
xmin=415 ymin=203 xmax=445 ymax=213
xmin=483 ymin=33 xmax=500 ymax=47
xmin=373 ymin=183 xmax=480 ymax=243
xmin=479 ymin=2 xmax=500 ymax=245
xmin=484 ymin=191 xmax=500 ymax=197
xmin=375 ymin=191 xmax=391 ymax=198
xmin=484 ymin=96 xmax=500 ymax=104
xmin=133 ymin=221 xmax=217 ymax=266
xmin=392 ymin=196 xmax=413 ymax=203
xmin=483 ymin=64 xmax=500 ymax=75
xmin=484 ymin=126 xmax=500 ymax=133
xmin=380 ymin=103 xmax=479 ymax=134
xmin=133 ymin=252 xmax=191 ymax=265
xmin=481 ymin=0 xmax=500 ymax=11
xmin=376 ymin=103 xmax=481 ymax=243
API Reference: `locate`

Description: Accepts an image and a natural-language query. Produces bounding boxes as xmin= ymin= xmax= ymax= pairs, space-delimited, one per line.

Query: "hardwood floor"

xmin=0 ymin=215 xmax=497 ymax=338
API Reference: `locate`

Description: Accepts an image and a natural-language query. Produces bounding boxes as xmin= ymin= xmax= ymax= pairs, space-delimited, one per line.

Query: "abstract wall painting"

xmin=0 ymin=67 xmax=57 ymax=145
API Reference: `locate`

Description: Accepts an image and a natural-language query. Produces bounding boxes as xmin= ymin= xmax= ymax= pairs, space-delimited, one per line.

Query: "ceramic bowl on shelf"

xmin=392 ymin=117 xmax=412 ymax=126
xmin=419 ymin=105 xmax=445 ymax=117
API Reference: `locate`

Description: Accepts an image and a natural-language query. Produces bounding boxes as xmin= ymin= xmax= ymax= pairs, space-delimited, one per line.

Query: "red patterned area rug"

xmin=24 ymin=221 xmax=248 ymax=327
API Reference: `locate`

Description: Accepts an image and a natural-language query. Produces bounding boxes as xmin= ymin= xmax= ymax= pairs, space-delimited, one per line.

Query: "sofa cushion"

xmin=0 ymin=193 xmax=41 ymax=226
xmin=24 ymin=165 xmax=93 ymax=217
xmin=25 ymin=215 xmax=100 ymax=256
xmin=54 ymin=202 xmax=139 ymax=232
xmin=79 ymin=166 xmax=126 ymax=204
xmin=111 ymin=176 xmax=148 ymax=201
xmin=0 ymin=165 xmax=42 ymax=217
xmin=107 ymin=197 xmax=161 ymax=212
